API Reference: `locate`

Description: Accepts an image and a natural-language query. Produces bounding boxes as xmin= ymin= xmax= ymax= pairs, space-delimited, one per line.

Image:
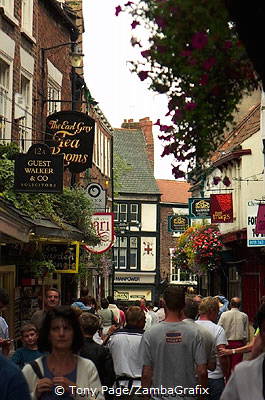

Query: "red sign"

xmin=84 ymin=213 xmax=114 ymax=254
xmin=255 ymin=204 xmax=265 ymax=234
xmin=210 ymin=193 xmax=233 ymax=223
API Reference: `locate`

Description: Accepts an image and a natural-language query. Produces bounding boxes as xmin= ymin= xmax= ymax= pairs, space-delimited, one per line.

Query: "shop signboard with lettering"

xmin=45 ymin=111 xmax=95 ymax=173
xmin=210 ymin=193 xmax=233 ymax=223
xmin=255 ymin=204 xmax=265 ymax=234
xmin=42 ymin=241 xmax=80 ymax=273
xmin=247 ymin=201 xmax=265 ymax=247
xmin=168 ymin=215 xmax=189 ymax=233
xmin=114 ymin=273 xmax=155 ymax=284
xmin=14 ymin=144 xmax=63 ymax=193
xmin=188 ymin=198 xmax=211 ymax=219
xmin=83 ymin=213 xmax=114 ymax=254
xmin=86 ymin=183 xmax=106 ymax=211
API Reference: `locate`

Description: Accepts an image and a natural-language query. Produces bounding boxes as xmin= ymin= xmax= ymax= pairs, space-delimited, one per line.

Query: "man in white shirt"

xmin=221 ymin=303 xmax=265 ymax=400
xmin=218 ymin=297 xmax=248 ymax=376
xmin=196 ymin=296 xmax=229 ymax=400
xmin=108 ymin=305 xmax=146 ymax=396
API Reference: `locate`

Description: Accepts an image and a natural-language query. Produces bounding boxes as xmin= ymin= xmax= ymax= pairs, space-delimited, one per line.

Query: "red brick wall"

xmin=121 ymin=117 xmax=154 ymax=171
xmin=160 ymin=205 xmax=178 ymax=280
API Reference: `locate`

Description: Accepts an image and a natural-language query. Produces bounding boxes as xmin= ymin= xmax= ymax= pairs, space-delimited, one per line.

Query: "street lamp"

xmin=41 ymin=42 xmax=84 ymax=114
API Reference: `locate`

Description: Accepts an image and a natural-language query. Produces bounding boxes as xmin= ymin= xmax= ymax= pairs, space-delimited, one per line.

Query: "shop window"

xmin=129 ymin=237 xmax=138 ymax=269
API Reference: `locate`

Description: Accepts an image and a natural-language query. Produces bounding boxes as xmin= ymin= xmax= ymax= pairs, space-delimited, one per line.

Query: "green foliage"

xmin=28 ymin=259 xmax=57 ymax=278
xmin=120 ymin=0 xmax=259 ymax=178
xmin=0 ymin=144 xmax=98 ymax=243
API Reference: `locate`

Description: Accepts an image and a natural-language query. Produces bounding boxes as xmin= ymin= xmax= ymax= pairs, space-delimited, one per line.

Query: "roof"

xmin=211 ymin=103 xmax=260 ymax=163
xmin=113 ymin=128 xmax=160 ymax=195
xmin=156 ymin=179 xmax=191 ymax=204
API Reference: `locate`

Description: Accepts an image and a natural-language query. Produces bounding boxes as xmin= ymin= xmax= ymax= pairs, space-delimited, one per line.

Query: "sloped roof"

xmin=156 ymin=179 xmax=191 ymax=204
xmin=211 ymin=103 xmax=260 ymax=162
xmin=113 ymin=128 xmax=160 ymax=195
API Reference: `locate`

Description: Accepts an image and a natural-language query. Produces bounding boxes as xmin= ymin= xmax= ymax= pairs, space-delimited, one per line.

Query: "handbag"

xmin=30 ymin=360 xmax=43 ymax=379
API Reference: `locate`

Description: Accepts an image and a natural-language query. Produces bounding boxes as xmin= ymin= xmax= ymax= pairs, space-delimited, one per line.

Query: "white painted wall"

xmin=141 ymin=203 xmax=157 ymax=231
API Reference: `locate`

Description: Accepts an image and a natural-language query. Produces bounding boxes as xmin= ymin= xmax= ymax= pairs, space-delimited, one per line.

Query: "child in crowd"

xmin=11 ymin=324 xmax=43 ymax=369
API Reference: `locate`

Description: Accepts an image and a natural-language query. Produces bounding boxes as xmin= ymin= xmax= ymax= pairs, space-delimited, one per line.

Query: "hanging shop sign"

xmin=42 ymin=241 xmax=80 ymax=273
xmin=188 ymin=198 xmax=211 ymax=219
xmin=45 ymin=110 xmax=95 ymax=173
xmin=86 ymin=183 xmax=106 ymax=211
xmin=255 ymin=204 xmax=265 ymax=234
xmin=247 ymin=200 xmax=265 ymax=247
xmin=14 ymin=144 xmax=64 ymax=193
xmin=210 ymin=193 xmax=233 ymax=223
xmin=83 ymin=212 xmax=114 ymax=254
xmin=168 ymin=215 xmax=189 ymax=233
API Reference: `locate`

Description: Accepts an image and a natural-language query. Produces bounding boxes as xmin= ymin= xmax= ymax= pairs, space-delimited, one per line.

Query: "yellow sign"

xmin=42 ymin=241 xmax=80 ymax=274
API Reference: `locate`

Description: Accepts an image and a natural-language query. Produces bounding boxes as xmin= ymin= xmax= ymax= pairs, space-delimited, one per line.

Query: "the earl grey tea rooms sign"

xmin=14 ymin=144 xmax=64 ymax=193
xmin=45 ymin=111 xmax=95 ymax=173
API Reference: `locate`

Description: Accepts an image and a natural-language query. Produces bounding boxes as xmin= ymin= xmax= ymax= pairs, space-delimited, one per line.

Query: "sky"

xmin=82 ymin=0 xmax=175 ymax=179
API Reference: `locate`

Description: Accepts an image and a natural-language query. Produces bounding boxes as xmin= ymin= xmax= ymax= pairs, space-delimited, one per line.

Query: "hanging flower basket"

xmin=173 ymin=225 xmax=223 ymax=275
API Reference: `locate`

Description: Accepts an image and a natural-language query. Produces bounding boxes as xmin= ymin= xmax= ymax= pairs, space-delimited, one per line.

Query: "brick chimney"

xmin=121 ymin=117 xmax=154 ymax=171
xmin=139 ymin=117 xmax=154 ymax=171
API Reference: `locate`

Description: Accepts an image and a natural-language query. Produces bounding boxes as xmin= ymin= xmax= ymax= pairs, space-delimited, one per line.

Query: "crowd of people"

xmin=0 ymin=285 xmax=264 ymax=399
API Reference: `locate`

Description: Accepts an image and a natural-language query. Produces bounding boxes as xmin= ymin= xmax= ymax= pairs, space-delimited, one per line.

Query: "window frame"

xmin=0 ymin=56 xmax=12 ymax=142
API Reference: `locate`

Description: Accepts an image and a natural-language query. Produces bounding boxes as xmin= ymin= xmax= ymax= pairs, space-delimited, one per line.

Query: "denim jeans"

xmin=208 ymin=377 xmax=225 ymax=400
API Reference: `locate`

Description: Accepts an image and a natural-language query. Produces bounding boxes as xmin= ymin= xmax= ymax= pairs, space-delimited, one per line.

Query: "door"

xmin=241 ymin=273 xmax=260 ymax=322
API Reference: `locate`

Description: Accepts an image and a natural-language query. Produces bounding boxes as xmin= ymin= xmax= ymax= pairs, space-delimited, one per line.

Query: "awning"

xmin=0 ymin=198 xmax=90 ymax=244
xmin=0 ymin=198 xmax=32 ymax=242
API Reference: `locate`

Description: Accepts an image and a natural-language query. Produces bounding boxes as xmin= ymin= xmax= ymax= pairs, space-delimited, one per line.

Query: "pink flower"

xmin=172 ymin=109 xmax=183 ymax=122
xmin=203 ymin=57 xmax=216 ymax=71
xmin=155 ymin=16 xmax=166 ymax=29
xmin=131 ymin=20 xmax=140 ymax=29
xmin=125 ymin=1 xmax=134 ymax=6
xmin=115 ymin=6 xmax=122 ymax=16
xmin=162 ymin=145 xmax=172 ymax=157
xmin=158 ymin=134 xmax=173 ymax=141
xmin=141 ymin=49 xmax=151 ymax=58
xmin=184 ymin=102 xmax=197 ymax=111
xmin=188 ymin=57 xmax=197 ymax=66
xmin=172 ymin=166 xmax=186 ymax=179
xmin=138 ymin=71 xmax=148 ymax=81
xmin=160 ymin=124 xmax=173 ymax=133
xmin=224 ymin=40 xmax=232 ymax=49
xmin=191 ymin=32 xmax=208 ymax=50
xmin=156 ymin=44 xmax=167 ymax=53
xmin=180 ymin=50 xmax=192 ymax=57
xmin=199 ymin=73 xmax=209 ymax=85
xmin=154 ymin=119 xmax=161 ymax=126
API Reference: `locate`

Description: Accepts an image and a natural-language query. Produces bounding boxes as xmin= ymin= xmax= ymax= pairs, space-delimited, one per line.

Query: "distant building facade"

xmin=113 ymin=118 xmax=161 ymax=303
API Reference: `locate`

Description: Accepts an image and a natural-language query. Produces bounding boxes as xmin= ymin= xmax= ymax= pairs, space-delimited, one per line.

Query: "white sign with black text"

xmin=247 ymin=200 xmax=265 ymax=247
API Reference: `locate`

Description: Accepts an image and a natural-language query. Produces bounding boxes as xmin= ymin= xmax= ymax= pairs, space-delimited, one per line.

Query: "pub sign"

xmin=188 ymin=198 xmax=211 ymax=219
xmin=168 ymin=215 xmax=189 ymax=233
xmin=14 ymin=144 xmax=64 ymax=193
xmin=83 ymin=213 xmax=114 ymax=254
xmin=45 ymin=111 xmax=95 ymax=173
xmin=210 ymin=193 xmax=233 ymax=223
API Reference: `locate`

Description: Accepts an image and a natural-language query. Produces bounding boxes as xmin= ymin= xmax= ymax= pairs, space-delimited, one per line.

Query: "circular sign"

xmin=87 ymin=184 xmax=102 ymax=198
